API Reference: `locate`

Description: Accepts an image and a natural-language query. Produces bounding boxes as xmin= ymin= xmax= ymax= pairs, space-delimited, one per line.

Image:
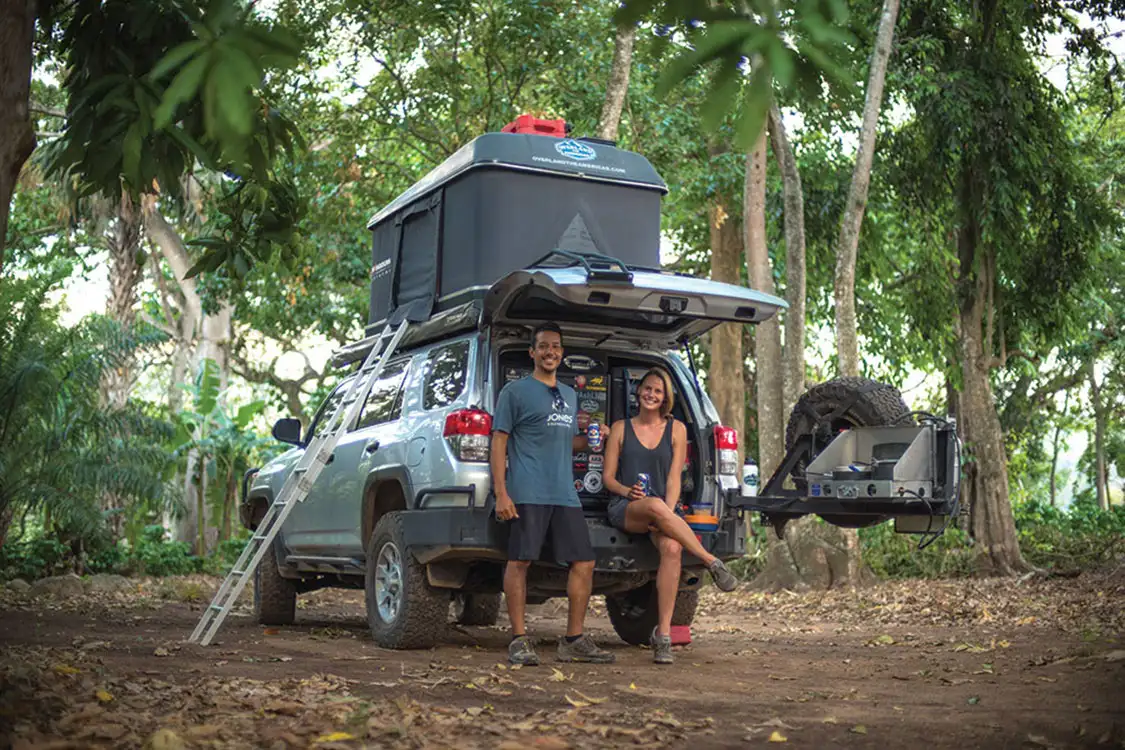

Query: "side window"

xmin=308 ymin=384 xmax=348 ymax=441
xmin=356 ymin=360 xmax=410 ymax=429
xmin=423 ymin=340 xmax=470 ymax=411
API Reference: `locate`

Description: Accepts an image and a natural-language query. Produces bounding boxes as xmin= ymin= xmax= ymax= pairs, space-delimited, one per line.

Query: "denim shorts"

xmin=607 ymin=495 xmax=631 ymax=531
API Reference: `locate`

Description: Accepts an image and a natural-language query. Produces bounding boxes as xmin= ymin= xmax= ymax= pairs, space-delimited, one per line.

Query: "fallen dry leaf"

xmin=572 ymin=690 xmax=607 ymax=705
xmin=822 ymin=716 xmax=838 ymax=724
xmin=313 ymin=731 xmax=355 ymax=743
xmin=564 ymin=694 xmax=590 ymax=708
xmin=850 ymin=725 xmax=868 ymax=734
xmin=153 ymin=647 xmax=170 ymax=657
xmin=147 ymin=728 xmax=187 ymax=750
xmin=872 ymin=634 xmax=896 ymax=645
xmin=1103 ymin=650 xmax=1125 ymax=662
xmin=95 ymin=689 xmax=113 ymax=703
xmin=768 ymin=730 xmax=787 ymax=742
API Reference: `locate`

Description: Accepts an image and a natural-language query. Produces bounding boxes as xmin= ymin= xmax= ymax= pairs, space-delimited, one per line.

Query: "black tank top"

xmin=617 ymin=418 xmax=674 ymax=499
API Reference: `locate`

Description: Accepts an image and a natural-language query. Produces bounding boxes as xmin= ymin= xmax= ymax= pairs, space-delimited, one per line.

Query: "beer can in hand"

xmin=635 ymin=473 xmax=651 ymax=498
xmin=587 ymin=421 xmax=603 ymax=452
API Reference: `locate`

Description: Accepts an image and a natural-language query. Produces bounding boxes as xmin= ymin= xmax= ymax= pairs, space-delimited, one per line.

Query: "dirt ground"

xmin=1 ymin=570 xmax=1123 ymax=750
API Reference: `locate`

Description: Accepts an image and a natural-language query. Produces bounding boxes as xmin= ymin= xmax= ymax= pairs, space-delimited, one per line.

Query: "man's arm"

xmin=491 ymin=431 xmax=518 ymax=520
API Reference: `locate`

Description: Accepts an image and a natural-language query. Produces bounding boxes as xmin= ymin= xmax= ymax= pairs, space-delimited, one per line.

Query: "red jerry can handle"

xmin=501 ymin=115 xmax=568 ymax=137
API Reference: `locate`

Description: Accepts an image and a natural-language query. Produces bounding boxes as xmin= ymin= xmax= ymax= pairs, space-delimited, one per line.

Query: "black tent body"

xmin=366 ymin=132 xmax=668 ymax=335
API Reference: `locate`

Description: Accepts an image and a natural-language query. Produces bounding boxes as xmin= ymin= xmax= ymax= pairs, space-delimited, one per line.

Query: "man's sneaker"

xmin=556 ymin=634 xmax=615 ymax=663
xmin=650 ymin=627 xmax=673 ymax=665
xmin=708 ymin=558 xmax=738 ymax=592
xmin=508 ymin=636 xmax=540 ymax=666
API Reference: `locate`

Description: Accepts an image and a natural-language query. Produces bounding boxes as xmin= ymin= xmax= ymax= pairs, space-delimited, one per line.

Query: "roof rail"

xmin=528 ymin=250 xmax=634 ymax=284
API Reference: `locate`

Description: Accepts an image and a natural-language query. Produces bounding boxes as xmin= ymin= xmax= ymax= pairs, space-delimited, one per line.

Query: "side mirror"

xmin=272 ymin=417 xmax=303 ymax=446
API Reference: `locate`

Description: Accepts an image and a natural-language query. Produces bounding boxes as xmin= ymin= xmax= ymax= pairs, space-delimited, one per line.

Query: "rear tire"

xmin=785 ymin=377 xmax=911 ymax=528
xmin=606 ymin=584 xmax=698 ymax=646
xmin=254 ymin=543 xmax=297 ymax=626
xmin=452 ymin=592 xmax=502 ymax=626
xmin=365 ymin=512 xmax=449 ymax=649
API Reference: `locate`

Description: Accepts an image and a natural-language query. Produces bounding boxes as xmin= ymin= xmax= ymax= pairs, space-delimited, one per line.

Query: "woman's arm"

xmin=601 ymin=421 xmax=638 ymax=499
xmin=663 ymin=420 xmax=688 ymax=510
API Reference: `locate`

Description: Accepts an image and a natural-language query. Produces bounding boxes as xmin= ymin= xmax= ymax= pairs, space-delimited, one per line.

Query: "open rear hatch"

xmin=483 ymin=252 xmax=787 ymax=348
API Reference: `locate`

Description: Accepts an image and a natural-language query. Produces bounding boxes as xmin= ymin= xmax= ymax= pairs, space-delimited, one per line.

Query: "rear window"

xmin=356 ymin=359 xmax=410 ymax=428
xmin=423 ymin=340 xmax=470 ymax=410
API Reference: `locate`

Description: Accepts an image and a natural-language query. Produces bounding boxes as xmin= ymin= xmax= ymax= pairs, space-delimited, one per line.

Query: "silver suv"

xmin=241 ymin=259 xmax=785 ymax=649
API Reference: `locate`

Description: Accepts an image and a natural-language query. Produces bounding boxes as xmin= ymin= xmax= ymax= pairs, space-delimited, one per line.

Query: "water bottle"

xmin=742 ymin=458 xmax=759 ymax=497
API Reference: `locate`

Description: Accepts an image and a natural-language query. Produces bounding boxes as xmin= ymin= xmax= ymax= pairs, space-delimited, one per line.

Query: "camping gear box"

xmin=366 ymin=132 xmax=668 ymax=333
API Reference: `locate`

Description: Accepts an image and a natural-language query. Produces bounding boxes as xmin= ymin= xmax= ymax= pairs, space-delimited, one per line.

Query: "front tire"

xmin=254 ymin=543 xmax=297 ymax=626
xmin=606 ymin=584 xmax=698 ymax=646
xmin=365 ymin=512 xmax=449 ymax=649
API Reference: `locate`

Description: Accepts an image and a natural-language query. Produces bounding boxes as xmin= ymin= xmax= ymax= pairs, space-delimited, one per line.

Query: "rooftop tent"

xmin=366 ymin=131 xmax=668 ymax=334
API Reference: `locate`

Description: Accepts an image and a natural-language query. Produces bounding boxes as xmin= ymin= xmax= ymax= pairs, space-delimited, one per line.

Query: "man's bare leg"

xmin=565 ymin=560 xmax=595 ymax=637
xmin=504 ymin=560 xmax=531 ymax=635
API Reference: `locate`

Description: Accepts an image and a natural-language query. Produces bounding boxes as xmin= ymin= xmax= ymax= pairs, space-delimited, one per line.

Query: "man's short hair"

xmin=531 ymin=321 xmax=563 ymax=346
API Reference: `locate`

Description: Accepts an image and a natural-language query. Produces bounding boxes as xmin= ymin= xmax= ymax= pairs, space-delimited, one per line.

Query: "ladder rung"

xmin=209 ymin=604 xmax=224 ymax=611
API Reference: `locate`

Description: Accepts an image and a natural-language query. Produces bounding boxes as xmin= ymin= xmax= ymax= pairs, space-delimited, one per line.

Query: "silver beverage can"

xmin=636 ymin=473 xmax=651 ymax=497
xmin=587 ymin=421 xmax=602 ymax=452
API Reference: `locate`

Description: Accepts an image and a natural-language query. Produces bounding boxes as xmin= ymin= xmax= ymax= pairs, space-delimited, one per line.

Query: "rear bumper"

xmin=398 ymin=507 xmax=745 ymax=573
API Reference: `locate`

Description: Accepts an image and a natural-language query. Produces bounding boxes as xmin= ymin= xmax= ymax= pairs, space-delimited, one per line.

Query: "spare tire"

xmin=785 ymin=377 xmax=912 ymax=528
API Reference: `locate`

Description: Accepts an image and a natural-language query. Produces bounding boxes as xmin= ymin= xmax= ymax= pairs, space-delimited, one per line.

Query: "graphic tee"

xmin=493 ymin=376 xmax=580 ymax=507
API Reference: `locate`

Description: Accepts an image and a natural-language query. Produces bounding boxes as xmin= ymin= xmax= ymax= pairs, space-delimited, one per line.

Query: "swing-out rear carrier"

xmin=365 ymin=132 xmax=669 ymax=335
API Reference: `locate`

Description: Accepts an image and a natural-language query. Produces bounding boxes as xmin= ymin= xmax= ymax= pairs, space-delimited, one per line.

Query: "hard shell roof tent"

xmin=366 ymin=115 xmax=668 ymax=335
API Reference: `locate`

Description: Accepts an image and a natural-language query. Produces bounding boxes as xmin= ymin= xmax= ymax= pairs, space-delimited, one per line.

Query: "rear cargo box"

xmin=367 ymin=133 xmax=668 ymax=334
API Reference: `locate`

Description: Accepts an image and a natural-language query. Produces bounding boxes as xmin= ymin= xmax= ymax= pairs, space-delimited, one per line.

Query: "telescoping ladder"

xmin=188 ymin=320 xmax=411 ymax=646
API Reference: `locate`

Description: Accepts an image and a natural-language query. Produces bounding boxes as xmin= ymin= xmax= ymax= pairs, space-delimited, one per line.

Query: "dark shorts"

xmin=607 ymin=496 xmax=631 ymax=531
xmin=508 ymin=504 xmax=595 ymax=564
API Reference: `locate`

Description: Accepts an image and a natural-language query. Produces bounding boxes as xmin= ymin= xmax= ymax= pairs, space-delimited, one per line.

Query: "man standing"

xmin=491 ymin=322 xmax=613 ymax=666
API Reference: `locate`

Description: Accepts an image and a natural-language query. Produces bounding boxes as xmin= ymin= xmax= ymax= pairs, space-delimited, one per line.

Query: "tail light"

xmin=713 ymin=425 xmax=739 ymax=477
xmin=444 ymin=409 xmax=492 ymax=462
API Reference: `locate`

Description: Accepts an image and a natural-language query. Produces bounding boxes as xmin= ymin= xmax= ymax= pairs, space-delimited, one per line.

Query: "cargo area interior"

xmin=495 ymin=345 xmax=702 ymax=516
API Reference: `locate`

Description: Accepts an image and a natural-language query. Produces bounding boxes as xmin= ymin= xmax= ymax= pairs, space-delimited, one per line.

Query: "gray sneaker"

xmin=650 ymin=627 xmax=673 ymax=665
xmin=508 ymin=636 xmax=540 ymax=666
xmin=556 ymin=634 xmax=615 ymax=664
xmin=708 ymin=558 xmax=738 ymax=592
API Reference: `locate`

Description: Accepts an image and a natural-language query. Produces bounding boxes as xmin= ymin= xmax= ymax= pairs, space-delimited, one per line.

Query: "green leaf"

xmin=700 ymin=59 xmax=742 ymax=133
xmin=234 ymin=400 xmax=266 ymax=428
xmin=183 ymin=248 xmax=228 ymax=279
xmin=195 ymin=358 xmax=221 ymax=416
xmin=122 ymin=122 xmax=144 ymax=188
xmin=214 ymin=47 xmax=259 ymax=137
xmin=154 ymin=51 xmax=212 ymax=130
xmin=148 ymin=40 xmax=205 ymax=82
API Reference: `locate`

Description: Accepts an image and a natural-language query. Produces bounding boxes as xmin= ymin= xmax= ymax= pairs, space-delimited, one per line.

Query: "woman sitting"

xmin=602 ymin=367 xmax=738 ymax=664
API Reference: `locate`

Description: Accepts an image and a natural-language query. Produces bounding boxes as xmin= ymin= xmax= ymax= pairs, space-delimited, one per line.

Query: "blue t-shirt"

xmin=493 ymin=376 xmax=580 ymax=507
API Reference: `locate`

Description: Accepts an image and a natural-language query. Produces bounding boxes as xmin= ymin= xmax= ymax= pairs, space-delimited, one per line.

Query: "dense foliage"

xmin=2 ymin=0 xmax=1122 ymax=581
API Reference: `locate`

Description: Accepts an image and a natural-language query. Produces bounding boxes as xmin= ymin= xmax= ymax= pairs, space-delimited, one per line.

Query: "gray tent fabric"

xmin=367 ymin=133 xmax=667 ymax=333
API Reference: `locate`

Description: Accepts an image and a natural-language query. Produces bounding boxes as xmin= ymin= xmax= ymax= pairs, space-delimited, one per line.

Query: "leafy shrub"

xmin=0 ymin=538 xmax=71 ymax=581
xmin=859 ymin=522 xmax=976 ymax=579
xmin=131 ymin=525 xmax=202 ymax=576
xmin=1013 ymin=497 xmax=1125 ymax=572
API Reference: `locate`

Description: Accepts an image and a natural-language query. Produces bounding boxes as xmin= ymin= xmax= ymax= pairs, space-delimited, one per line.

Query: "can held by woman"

xmin=587 ymin=421 xmax=603 ymax=452
xmin=635 ymin=472 xmax=651 ymax=498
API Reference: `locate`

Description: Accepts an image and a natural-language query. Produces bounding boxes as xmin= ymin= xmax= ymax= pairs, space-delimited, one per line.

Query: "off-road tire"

xmin=254 ymin=543 xmax=297 ymax=626
xmin=606 ymin=584 xmax=698 ymax=646
xmin=365 ymin=512 xmax=449 ymax=649
xmin=452 ymin=593 xmax=502 ymax=626
xmin=785 ymin=377 xmax=911 ymax=527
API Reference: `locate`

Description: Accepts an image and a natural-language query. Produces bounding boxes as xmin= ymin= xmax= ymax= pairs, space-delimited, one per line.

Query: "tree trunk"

xmin=98 ymin=193 xmax=144 ymax=540
xmin=0 ymin=0 xmax=36 ymax=272
xmin=1049 ymin=390 xmax=1069 ymax=507
xmin=100 ymin=193 xmax=145 ymax=408
xmin=708 ymin=199 xmax=746 ymax=445
xmin=1089 ymin=356 xmax=1108 ymax=511
xmin=744 ymin=131 xmax=784 ymax=480
xmin=832 ymin=0 xmax=901 ymax=378
xmin=222 ymin=467 xmax=236 ymax=542
xmin=957 ymin=200 xmax=1031 ymax=575
xmin=767 ymin=105 xmax=807 ymax=415
xmin=597 ymin=23 xmax=636 ymax=142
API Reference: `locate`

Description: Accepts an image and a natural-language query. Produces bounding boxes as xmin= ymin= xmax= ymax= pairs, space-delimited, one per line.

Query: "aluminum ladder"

xmin=188 ymin=320 xmax=411 ymax=646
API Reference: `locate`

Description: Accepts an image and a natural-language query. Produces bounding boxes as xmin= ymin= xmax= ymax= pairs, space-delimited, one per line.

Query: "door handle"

xmin=365 ymin=441 xmax=381 ymax=454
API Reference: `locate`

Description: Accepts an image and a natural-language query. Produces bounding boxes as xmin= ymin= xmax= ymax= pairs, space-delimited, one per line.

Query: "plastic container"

xmin=742 ymin=458 xmax=759 ymax=497
xmin=684 ymin=512 xmax=719 ymax=533
xmin=670 ymin=625 xmax=692 ymax=646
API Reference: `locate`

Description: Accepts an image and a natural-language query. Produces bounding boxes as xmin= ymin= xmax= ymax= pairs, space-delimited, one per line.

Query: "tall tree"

xmin=0 ymin=0 xmax=37 ymax=271
xmin=833 ymin=0 xmax=901 ymax=376
xmin=709 ymin=197 xmax=746 ymax=445
xmin=598 ymin=23 xmax=636 ymax=141
xmin=1090 ymin=356 xmax=1109 ymax=510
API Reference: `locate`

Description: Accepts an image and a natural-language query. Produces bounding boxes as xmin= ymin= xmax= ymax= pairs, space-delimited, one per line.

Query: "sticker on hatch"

xmin=555 ymin=139 xmax=597 ymax=162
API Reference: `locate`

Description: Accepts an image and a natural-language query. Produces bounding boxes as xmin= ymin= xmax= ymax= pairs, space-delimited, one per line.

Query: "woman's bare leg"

xmin=623 ymin=498 xmax=715 ymax=565
xmin=652 ymin=532 xmax=682 ymax=636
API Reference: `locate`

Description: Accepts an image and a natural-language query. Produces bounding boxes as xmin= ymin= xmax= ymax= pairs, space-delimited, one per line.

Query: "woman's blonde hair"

xmin=639 ymin=367 xmax=675 ymax=419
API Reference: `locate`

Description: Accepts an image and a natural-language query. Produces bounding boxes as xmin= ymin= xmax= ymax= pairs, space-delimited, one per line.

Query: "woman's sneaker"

xmin=708 ymin=558 xmax=738 ymax=592
xmin=556 ymin=634 xmax=615 ymax=663
xmin=650 ymin=628 xmax=674 ymax=665
xmin=508 ymin=636 xmax=540 ymax=666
